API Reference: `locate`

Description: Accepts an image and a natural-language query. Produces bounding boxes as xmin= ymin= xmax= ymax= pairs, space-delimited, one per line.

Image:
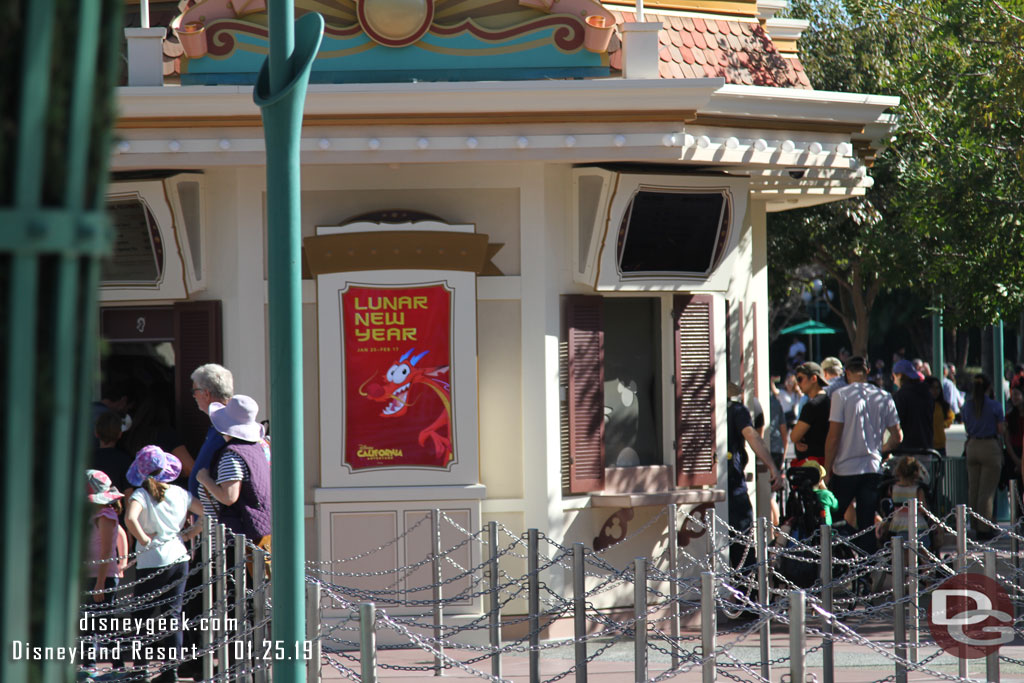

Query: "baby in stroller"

xmin=878 ymin=455 xmax=931 ymax=548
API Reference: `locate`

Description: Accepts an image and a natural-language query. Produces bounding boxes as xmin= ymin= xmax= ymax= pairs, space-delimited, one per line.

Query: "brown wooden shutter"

xmin=674 ymin=294 xmax=717 ymax=487
xmin=566 ymin=296 xmax=604 ymax=493
xmin=173 ymin=300 xmax=223 ymax=456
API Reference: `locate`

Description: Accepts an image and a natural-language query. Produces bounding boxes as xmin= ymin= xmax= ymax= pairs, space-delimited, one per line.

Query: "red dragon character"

xmin=359 ymin=348 xmax=452 ymax=465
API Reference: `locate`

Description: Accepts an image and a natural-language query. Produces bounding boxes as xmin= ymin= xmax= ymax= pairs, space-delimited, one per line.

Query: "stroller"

xmin=774 ymin=465 xmax=829 ymax=588
xmin=876 ymin=448 xmax=944 ymax=547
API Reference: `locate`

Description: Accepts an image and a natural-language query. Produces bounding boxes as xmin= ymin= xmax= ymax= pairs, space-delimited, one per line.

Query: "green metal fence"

xmin=0 ymin=2 xmax=122 ymax=682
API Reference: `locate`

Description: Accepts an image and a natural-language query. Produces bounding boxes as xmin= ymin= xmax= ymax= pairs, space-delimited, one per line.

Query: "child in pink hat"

xmin=83 ymin=470 xmax=129 ymax=672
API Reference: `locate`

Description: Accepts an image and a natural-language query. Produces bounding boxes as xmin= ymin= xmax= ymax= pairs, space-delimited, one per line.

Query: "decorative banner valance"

xmin=303 ymin=231 xmax=503 ymax=276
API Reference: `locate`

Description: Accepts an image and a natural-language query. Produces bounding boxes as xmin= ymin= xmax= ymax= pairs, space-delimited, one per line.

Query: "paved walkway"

xmin=320 ymin=624 xmax=1024 ymax=682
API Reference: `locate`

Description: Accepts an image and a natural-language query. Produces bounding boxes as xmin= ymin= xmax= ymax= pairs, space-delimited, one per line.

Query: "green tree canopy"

xmin=769 ymin=0 xmax=1024 ymax=354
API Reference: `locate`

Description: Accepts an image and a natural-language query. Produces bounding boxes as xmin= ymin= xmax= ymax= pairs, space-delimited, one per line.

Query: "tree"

xmin=888 ymin=0 xmax=1024 ymax=324
xmin=769 ymin=0 xmax=1024 ymax=356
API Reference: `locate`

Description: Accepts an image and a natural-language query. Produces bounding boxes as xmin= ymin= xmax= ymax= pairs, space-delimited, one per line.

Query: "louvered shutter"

xmin=173 ymin=300 xmax=223 ymax=456
xmin=567 ymin=296 xmax=604 ymax=493
xmin=675 ymin=294 xmax=717 ymax=487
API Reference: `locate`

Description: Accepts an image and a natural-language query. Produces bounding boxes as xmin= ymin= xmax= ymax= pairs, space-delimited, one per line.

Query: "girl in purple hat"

xmin=123 ymin=446 xmax=204 ymax=682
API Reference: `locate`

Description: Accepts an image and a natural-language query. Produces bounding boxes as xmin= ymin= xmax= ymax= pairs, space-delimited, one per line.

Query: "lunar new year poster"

xmin=341 ymin=283 xmax=454 ymax=470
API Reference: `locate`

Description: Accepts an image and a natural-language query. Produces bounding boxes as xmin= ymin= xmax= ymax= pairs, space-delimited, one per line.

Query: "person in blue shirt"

xmin=962 ymin=373 xmax=1015 ymax=540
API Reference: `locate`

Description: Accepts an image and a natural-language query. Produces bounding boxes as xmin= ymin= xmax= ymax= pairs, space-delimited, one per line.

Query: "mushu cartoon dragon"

xmin=359 ymin=349 xmax=452 ymax=465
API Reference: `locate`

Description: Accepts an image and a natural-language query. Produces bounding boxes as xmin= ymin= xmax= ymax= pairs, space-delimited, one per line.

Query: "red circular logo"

xmin=927 ymin=572 xmax=1014 ymax=658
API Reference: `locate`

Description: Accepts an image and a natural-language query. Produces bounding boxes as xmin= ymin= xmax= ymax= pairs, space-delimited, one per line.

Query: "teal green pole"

xmin=254 ymin=3 xmax=323 ymax=681
xmin=932 ymin=308 xmax=944 ymax=376
xmin=994 ymin=321 xmax=1005 ymax=408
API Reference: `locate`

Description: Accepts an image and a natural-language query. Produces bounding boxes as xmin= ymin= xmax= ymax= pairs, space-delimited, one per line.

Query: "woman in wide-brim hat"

xmin=124 ymin=446 xmax=204 ymax=683
xmin=195 ymin=395 xmax=272 ymax=546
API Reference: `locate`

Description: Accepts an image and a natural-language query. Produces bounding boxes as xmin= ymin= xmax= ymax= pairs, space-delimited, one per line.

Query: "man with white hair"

xmin=188 ymin=363 xmax=234 ymax=497
xmin=822 ymin=356 xmax=847 ymax=397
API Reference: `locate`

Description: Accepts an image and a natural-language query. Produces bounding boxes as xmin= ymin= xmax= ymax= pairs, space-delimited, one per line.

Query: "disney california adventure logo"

xmin=927 ymin=572 xmax=1014 ymax=659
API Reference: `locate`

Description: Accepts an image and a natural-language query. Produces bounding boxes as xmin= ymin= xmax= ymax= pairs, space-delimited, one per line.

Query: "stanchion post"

xmin=956 ymin=503 xmax=967 ymax=573
xmin=216 ymin=524 xmax=229 ymax=679
xmin=789 ymin=590 xmax=806 ymax=683
xmin=487 ymin=521 xmax=502 ymax=680
xmin=755 ymin=516 xmax=771 ymax=683
xmin=893 ymin=536 xmax=907 ymax=683
xmin=820 ymin=524 xmax=834 ymax=683
xmin=528 ymin=528 xmax=540 ymax=683
xmin=705 ymin=510 xmax=717 ymax=575
xmin=907 ymin=499 xmax=919 ymax=663
xmin=431 ymin=509 xmax=443 ymax=677
xmin=667 ymin=504 xmax=681 ymax=670
xmin=306 ymin=581 xmax=322 ymax=683
xmin=634 ymin=557 xmax=648 ymax=683
xmin=701 ymin=572 xmax=716 ymax=683
xmin=985 ymin=550 xmax=1000 ymax=683
xmin=252 ymin=547 xmax=268 ymax=683
xmin=233 ymin=533 xmax=248 ymax=681
xmin=359 ymin=602 xmax=377 ymax=683
xmin=1011 ymin=480 xmax=1020 ymax=618
xmin=573 ymin=543 xmax=587 ymax=683
xmin=201 ymin=516 xmax=214 ymax=681
xmin=955 ymin=504 xmax=969 ymax=683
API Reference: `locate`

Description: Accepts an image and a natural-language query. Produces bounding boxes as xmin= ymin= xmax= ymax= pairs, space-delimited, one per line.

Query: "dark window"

xmin=603 ymin=298 xmax=661 ymax=467
xmin=103 ymin=198 xmax=164 ymax=283
xmin=617 ymin=190 xmax=729 ymax=275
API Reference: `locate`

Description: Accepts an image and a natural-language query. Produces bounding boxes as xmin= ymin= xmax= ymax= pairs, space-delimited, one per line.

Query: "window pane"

xmin=603 ymin=298 xmax=661 ymax=467
xmin=103 ymin=198 xmax=163 ymax=283
xmin=618 ymin=191 xmax=726 ymax=274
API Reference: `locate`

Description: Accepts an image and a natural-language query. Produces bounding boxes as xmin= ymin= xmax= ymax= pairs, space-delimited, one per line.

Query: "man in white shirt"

xmin=824 ymin=356 xmax=903 ymax=554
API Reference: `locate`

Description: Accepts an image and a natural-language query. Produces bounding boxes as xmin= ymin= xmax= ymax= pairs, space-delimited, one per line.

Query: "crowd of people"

xmin=727 ymin=347 xmax=1024 ymax=569
xmin=82 ymin=363 xmax=272 ymax=682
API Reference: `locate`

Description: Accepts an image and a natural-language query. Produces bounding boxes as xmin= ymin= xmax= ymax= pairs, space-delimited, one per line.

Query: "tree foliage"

xmin=769 ymin=0 xmax=1024 ymax=354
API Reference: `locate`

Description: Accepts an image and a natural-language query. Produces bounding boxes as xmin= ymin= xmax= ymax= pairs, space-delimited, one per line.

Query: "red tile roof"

xmin=608 ymin=11 xmax=811 ymax=88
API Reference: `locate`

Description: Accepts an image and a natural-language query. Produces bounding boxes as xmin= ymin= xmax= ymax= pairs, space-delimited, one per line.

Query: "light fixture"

xmin=516 ymin=136 xmax=529 ymax=149
xmin=218 ymin=139 xmax=231 ymax=150
xmin=465 ymin=136 xmax=479 ymax=149
xmin=613 ymin=135 xmax=626 ymax=147
xmin=564 ymin=135 xmax=577 ymax=148
xmin=416 ymin=137 xmax=430 ymax=150
xmin=117 ymin=141 xmax=131 ymax=153
xmin=168 ymin=140 xmax=181 ymax=152
xmin=318 ymin=138 xmax=331 ymax=150
xmin=367 ymin=138 xmax=381 ymax=150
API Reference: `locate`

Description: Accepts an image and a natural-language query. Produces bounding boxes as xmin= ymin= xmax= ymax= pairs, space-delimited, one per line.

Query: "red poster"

xmin=342 ymin=284 xmax=453 ymax=470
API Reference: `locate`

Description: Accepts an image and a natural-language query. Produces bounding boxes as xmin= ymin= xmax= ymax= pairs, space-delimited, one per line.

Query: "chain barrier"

xmin=78 ymin=506 xmax=1024 ymax=681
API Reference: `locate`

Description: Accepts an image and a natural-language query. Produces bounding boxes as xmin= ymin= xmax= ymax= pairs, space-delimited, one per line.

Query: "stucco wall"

xmin=478 ymin=300 xmax=523 ymax=500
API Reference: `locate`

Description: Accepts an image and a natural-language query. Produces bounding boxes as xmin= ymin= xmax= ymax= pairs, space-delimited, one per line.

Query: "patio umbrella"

xmin=779 ymin=320 xmax=838 ymax=335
